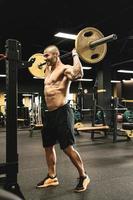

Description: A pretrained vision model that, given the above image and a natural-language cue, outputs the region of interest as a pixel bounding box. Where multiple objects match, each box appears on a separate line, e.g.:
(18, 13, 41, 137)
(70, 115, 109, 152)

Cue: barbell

(28, 27, 117, 78)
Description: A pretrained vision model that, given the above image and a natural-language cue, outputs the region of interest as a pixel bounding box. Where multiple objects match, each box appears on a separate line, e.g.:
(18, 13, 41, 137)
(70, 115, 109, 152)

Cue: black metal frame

(111, 99, 130, 143)
(0, 39, 25, 199)
(90, 80, 108, 140)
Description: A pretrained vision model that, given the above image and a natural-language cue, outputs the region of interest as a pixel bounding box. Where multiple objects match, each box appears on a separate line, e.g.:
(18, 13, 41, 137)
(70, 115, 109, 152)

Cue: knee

(63, 145, 75, 156)
(45, 146, 54, 153)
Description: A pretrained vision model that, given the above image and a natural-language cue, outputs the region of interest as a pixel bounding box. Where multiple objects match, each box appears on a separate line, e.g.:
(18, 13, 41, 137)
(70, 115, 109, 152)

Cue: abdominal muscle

(44, 80, 70, 111)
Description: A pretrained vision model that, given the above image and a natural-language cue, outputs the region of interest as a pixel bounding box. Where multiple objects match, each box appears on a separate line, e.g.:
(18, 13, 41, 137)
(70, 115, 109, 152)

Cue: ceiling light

(0, 74, 6, 77)
(76, 79, 93, 82)
(33, 76, 44, 79)
(22, 94, 32, 97)
(111, 80, 121, 83)
(54, 32, 76, 40)
(117, 70, 133, 74)
(83, 67, 92, 70)
(122, 79, 133, 82)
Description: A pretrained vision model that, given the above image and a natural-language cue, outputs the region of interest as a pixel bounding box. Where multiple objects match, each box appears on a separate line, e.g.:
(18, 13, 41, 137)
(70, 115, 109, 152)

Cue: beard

(46, 56, 57, 66)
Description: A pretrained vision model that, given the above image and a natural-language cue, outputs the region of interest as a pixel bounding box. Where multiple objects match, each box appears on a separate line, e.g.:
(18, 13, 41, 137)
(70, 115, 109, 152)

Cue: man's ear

(55, 51, 60, 57)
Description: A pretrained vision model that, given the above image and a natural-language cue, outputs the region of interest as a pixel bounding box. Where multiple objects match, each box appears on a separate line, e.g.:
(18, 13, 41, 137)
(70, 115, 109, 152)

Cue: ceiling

(0, 0, 133, 84)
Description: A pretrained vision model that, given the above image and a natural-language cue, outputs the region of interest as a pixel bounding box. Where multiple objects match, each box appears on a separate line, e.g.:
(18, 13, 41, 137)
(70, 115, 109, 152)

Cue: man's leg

(63, 145, 86, 177)
(63, 145, 90, 192)
(45, 146, 57, 177)
(36, 145, 59, 188)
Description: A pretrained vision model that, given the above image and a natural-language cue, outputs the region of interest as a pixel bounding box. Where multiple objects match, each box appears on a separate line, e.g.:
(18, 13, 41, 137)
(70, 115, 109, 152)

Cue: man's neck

(49, 58, 62, 71)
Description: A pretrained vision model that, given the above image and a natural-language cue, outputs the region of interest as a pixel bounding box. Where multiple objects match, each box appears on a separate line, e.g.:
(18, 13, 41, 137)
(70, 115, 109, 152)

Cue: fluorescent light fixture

(83, 67, 92, 70)
(111, 80, 121, 83)
(117, 70, 133, 74)
(122, 79, 133, 82)
(54, 32, 76, 40)
(76, 79, 93, 82)
(33, 76, 44, 79)
(22, 94, 32, 97)
(0, 74, 6, 77)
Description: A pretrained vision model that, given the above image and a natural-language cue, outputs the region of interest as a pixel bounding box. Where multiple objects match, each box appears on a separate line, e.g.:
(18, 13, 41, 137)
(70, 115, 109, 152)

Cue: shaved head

(43, 45, 60, 66)
(43, 45, 60, 56)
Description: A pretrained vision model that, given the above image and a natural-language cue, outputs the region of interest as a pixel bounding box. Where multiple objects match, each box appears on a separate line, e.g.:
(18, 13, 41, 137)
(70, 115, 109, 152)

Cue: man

(37, 45, 90, 192)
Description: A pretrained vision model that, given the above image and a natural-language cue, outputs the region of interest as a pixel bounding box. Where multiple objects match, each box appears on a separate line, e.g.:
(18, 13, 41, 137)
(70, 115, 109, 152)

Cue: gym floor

(0, 129, 133, 200)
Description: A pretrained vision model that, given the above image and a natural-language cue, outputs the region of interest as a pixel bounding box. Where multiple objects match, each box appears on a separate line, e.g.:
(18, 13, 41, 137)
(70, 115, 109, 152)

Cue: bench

(77, 125, 109, 131)
(75, 124, 109, 140)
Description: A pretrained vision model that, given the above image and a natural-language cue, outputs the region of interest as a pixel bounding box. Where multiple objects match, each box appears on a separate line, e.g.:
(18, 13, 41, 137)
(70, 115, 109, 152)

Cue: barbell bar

(36, 33, 117, 67)
(38, 32, 117, 65)
(28, 27, 117, 78)
(89, 34, 117, 49)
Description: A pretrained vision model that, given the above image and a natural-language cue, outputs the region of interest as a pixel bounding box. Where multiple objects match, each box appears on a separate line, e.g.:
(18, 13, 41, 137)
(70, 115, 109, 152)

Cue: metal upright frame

(0, 39, 25, 199)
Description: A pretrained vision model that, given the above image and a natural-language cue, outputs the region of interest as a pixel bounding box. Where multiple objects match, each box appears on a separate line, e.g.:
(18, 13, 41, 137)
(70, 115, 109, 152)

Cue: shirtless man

(36, 45, 90, 192)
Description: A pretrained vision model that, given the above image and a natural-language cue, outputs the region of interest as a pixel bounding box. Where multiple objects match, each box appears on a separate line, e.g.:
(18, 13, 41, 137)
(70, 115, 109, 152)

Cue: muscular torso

(44, 64, 70, 111)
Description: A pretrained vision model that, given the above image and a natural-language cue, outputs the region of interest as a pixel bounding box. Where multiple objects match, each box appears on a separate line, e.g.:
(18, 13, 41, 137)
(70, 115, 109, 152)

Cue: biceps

(64, 68, 82, 80)
(64, 69, 75, 80)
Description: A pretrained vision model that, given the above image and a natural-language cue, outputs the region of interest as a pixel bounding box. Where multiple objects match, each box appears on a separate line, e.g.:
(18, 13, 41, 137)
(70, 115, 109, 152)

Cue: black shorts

(41, 104, 75, 150)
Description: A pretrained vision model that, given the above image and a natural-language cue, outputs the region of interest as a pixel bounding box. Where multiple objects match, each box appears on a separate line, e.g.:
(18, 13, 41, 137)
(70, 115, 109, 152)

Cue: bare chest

(45, 68, 66, 86)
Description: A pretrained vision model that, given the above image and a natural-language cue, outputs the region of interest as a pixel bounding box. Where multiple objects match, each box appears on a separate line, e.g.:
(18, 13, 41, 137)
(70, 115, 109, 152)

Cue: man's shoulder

(63, 64, 73, 70)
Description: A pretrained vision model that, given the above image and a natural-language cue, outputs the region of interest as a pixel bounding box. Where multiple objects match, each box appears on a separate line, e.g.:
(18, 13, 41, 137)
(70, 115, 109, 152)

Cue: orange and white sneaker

(36, 174, 59, 188)
(74, 175, 90, 192)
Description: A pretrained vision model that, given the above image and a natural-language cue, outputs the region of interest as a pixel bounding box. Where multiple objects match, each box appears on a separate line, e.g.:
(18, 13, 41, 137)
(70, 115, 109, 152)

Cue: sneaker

(74, 175, 90, 192)
(36, 174, 59, 188)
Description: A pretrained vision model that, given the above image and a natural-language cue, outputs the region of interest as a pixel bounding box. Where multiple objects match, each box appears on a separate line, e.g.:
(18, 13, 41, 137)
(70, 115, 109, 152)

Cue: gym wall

(122, 80, 133, 100)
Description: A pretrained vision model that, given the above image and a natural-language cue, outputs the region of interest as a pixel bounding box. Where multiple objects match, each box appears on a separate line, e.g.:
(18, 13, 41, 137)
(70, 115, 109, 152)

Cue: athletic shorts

(41, 104, 75, 150)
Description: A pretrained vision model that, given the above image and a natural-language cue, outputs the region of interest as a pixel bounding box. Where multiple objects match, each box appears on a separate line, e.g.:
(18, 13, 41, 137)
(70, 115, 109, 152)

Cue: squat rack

(0, 39, 29, 200)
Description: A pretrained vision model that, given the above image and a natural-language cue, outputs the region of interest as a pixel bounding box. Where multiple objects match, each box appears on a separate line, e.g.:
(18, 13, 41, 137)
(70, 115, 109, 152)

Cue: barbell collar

(89, 34, 117, 49)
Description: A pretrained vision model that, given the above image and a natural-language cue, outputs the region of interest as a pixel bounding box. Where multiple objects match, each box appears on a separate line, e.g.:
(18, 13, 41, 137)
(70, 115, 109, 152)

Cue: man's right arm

(64, 49, 84, 81)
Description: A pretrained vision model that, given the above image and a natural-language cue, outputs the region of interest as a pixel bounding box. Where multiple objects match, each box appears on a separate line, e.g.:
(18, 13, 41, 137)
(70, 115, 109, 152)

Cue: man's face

(43, 46, 58, 64)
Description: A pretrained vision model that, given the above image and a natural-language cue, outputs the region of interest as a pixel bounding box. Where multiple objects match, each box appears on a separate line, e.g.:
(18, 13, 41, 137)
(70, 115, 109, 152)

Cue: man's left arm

(64, 49, 84, 80)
